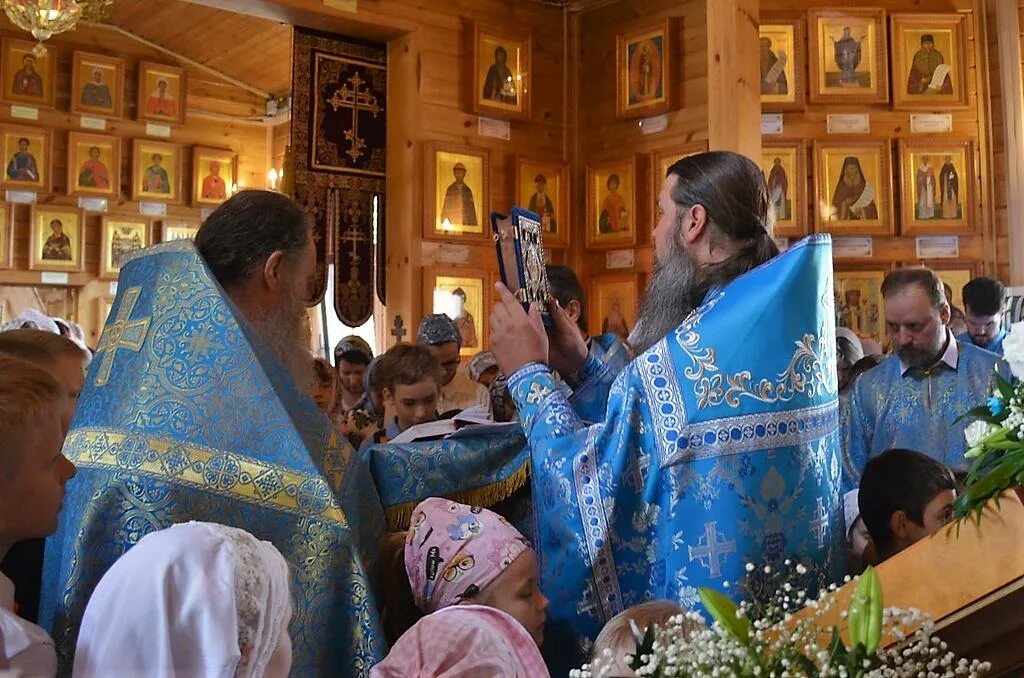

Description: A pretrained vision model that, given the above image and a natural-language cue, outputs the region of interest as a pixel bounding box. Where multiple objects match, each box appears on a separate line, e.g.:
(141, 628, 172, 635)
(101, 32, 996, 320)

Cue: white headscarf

(73, 521, 291, 678)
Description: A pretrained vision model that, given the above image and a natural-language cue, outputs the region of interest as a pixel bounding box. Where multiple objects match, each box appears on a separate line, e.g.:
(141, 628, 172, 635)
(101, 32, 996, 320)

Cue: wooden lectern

(811, 491, 1024, 675)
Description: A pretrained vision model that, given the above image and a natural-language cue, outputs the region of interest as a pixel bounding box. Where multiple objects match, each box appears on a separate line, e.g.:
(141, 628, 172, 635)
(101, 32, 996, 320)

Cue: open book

(387, 405, 521, 444)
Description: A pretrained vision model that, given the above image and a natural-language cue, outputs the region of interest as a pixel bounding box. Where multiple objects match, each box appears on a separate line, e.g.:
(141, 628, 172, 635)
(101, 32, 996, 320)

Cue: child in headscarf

(73, 521, 293, 678)
(372, 497, 549, 677)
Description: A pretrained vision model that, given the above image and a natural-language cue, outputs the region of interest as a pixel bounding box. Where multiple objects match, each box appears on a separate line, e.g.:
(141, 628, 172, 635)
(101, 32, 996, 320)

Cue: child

(844, 489, 875, 575)
(311, 356, 338, 414)
(74, 521, 292, 678)
(337, 355, 386, 449)
(590, 600, 687, 676)
(0, 355, 77, 676)
(859, 448, 956, 562)
(372, 498, 549, 677)
(360, 344, 444, 450)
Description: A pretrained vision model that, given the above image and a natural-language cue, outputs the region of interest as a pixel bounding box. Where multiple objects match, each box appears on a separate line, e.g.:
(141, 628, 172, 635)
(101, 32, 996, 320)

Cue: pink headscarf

(405, 497, 529, 613)
(371, 605, 550, 678)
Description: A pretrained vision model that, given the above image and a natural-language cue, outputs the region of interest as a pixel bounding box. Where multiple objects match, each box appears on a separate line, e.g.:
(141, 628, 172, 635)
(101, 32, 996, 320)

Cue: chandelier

(3, 0, 114, 55)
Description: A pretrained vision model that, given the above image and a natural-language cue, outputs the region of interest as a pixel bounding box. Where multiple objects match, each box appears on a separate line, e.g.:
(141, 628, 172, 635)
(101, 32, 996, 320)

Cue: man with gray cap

(416, 314, 489, 415)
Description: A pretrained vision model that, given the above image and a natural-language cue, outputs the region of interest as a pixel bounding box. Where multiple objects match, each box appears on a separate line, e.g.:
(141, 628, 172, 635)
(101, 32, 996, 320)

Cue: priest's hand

(490, 282, 548, 376)
(545, 296, 589, 378)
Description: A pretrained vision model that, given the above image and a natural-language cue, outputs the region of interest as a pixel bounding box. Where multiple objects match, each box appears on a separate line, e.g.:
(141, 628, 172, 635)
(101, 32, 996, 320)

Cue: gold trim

(66, 427, 348, 526)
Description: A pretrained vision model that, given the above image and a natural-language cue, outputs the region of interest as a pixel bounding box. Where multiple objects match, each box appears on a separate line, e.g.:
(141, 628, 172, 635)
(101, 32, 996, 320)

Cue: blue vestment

(40, 242, 386, 676)
(843, 338, 1009, 486)
(956, 329, 1006, 357)
(508, 235, 844, 645)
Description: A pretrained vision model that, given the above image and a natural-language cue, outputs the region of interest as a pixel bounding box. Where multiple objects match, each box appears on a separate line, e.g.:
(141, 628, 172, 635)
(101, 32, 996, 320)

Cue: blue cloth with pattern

(39, 242, 386, 677)
(507, 234, 844, 645)
(955, 329, 1006, 357)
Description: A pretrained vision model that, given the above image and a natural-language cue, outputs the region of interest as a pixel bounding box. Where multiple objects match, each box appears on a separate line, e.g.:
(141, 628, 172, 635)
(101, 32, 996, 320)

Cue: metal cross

(327, 72, 382, 162)
(94, 287, 151, 386)
(809, 496, 829, 549)
(688, 521, 737, 579)
(390, 315, 407, 343)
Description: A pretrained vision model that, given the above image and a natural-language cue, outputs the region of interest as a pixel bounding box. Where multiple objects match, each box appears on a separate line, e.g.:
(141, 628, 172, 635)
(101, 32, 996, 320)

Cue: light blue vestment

(40, 242, 386, 676)
(508, 235, 844, 645)
(956, 329, 1006, 357)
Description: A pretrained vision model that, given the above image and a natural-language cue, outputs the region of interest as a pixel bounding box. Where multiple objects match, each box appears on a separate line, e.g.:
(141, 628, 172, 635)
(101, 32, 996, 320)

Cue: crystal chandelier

(2, 0, 95, 56)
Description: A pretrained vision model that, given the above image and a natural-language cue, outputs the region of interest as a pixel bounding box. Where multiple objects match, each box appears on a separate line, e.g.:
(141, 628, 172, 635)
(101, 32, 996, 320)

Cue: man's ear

(679, 204, 709, 247)
(262, 250, 287, 293)
(938, 301, 951, 326)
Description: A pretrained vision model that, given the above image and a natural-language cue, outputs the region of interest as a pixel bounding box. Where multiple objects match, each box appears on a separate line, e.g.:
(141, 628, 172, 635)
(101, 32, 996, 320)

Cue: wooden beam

(705, 0, 760, 158)
(994, 0, 1024, 285)
(179, 0, 410, 41)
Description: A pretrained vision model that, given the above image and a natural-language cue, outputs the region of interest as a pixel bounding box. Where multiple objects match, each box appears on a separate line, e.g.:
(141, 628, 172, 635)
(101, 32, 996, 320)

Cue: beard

(628, 236, 697, 354)
(249, 282, 313, 391)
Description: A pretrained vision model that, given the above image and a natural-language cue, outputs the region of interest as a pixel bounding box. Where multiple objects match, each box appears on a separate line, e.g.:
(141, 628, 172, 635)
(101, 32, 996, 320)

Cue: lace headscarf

(73, 521, 291, 678)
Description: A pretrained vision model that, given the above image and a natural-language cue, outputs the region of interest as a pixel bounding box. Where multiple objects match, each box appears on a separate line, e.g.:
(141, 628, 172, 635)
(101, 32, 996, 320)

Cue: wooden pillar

(995, 0, 1024, 284)
(706, 0, 761, 159)
(384, 33, 420, 346)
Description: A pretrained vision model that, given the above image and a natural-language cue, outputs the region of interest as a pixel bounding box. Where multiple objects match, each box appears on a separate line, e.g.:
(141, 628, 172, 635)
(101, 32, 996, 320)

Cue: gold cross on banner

(327, 72, 382, 162)
(95, 286, 151, 386)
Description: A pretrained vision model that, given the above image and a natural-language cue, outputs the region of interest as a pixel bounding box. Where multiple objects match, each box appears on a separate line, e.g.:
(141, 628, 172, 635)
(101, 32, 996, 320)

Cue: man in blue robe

(490, 152, 844, 660)
(957, 277, 1008, 356)
(40, 192, 385, 676)
(844, 267, 1010, 488)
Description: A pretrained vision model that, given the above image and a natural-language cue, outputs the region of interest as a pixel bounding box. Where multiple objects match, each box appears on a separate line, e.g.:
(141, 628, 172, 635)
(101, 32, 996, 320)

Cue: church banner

(291, 28, 386, 325)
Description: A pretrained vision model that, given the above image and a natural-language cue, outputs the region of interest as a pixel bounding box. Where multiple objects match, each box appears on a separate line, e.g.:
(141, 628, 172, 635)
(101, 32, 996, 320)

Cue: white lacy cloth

(73, 521, 291, 678)
(0, 572, 56, 677)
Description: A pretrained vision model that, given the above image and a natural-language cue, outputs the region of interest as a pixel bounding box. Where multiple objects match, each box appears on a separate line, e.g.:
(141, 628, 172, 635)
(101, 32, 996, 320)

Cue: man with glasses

(958, 277, 1008, 356)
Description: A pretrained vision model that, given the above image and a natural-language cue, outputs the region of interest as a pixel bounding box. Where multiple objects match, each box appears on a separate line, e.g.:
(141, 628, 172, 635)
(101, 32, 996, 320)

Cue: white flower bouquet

(573, 564, 989, 678)
(955, 322, 1024, 521)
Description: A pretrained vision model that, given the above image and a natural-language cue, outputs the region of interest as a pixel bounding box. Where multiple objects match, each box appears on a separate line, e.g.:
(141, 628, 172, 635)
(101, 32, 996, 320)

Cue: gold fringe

(384, 461, 531, 531)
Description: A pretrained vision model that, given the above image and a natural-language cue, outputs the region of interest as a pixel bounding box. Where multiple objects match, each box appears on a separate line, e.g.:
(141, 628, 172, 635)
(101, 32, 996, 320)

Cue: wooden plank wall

(0, 17, 273, 344)
(761, 0, 993, 276)
(574, 0, 709, 281)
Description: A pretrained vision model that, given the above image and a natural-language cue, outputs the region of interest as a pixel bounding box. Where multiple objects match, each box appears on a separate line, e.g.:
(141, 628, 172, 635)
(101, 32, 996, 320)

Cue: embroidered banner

(291, 28, 386, 324)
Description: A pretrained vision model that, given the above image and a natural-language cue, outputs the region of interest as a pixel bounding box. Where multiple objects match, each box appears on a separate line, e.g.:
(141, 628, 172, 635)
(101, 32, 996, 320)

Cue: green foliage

(699, 586, 751, 645)
(848, 567, 883, 656)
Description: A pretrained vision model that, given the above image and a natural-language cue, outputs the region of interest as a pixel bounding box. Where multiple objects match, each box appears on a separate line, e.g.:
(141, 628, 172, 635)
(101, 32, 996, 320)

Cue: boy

(858, 448, 956, 562)
(360, 344, 445, 450)
(0, 355, 78, 676)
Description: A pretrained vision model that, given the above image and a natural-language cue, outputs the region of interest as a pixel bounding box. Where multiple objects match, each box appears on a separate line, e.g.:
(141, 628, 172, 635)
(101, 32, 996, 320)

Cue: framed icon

(0, 125, 50, 193)
(590, 273, 641, 342)
(761, 141, 808, 238)
(132, 139, 182, 204)
(515, 157, 568, 249)
(0, 203, 12, 269)
(808, 8, 889, 104)
(652, 143, 707, 223)
(890, 13, 969, 110)
(911, 261, 979, 314)
(834, 265, 892, 344)
(67, 132, 120, 199)
(471, 22, 531, 121)
(191, 146, 237, 207)
(587, 156, 639, 250)
(29, 206, 85, 272)
(898, 138, 974, 235)
(423, 266, 490, 357)
(760, 14, 806, 110)
(616, 19, 672, 119)
(137, 61, 187, 125)
(70, 51, 125, 119)
(0, 38, 56, 108)
(159, 220, 199, 242)
(100, 217, 151, 279)
(813, 140, 894, 236)
(423, 142, 489, 242)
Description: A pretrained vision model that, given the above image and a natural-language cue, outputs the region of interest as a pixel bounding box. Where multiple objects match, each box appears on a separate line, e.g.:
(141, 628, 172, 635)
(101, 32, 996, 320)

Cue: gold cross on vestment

(95, 286, 151, 386)
(339, 207, 369, 277)
(327, 72, 381, 162)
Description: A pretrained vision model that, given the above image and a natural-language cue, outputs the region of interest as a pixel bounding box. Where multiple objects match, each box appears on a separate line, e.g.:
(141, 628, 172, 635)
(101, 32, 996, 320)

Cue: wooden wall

(761, 0, 994, 277)
(0, 16, 274, 344)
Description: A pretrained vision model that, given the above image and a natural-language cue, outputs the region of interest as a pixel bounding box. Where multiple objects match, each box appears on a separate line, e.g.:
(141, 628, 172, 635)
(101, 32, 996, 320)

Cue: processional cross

(327, 72, 382, 162)
(94, 287, 151, 386)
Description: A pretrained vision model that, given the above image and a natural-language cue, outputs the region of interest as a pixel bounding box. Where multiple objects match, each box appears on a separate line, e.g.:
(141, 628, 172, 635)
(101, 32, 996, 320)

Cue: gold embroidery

(65, 427, 348, 526)
(94, 287, 151, 386)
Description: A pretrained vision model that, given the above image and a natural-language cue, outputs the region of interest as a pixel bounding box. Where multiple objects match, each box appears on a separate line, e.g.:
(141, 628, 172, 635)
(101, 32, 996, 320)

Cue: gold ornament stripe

(65, 428, 347, 526)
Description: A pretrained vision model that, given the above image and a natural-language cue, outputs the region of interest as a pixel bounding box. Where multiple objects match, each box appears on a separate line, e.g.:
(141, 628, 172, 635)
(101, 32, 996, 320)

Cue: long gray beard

(249, 293, 312, 392)
(628, 240, 697, 354)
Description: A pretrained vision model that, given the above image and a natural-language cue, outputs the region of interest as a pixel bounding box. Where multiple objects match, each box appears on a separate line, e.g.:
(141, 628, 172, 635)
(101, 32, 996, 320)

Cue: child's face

(849, 516, 872, 559)
(310, 379, 337, 413)
(474, 549, 548, 646)
(337, 359, 367, 397)
(0, 405, 76, 544)
(51, 354, 87, 434)
(385, 380, 439, 430)
(913, 489, 956, 540)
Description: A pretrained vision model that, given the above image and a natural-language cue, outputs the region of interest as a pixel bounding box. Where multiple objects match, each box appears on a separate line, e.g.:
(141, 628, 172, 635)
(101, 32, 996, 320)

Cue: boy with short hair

(0, 355, 78, 676)
(360, 344, 445, 450)
(858, 448, 956, 562)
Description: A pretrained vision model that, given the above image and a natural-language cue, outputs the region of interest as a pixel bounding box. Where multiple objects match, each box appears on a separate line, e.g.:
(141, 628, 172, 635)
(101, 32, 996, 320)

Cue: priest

(40, 191, 385, 676)
(490, 152, 843, 657)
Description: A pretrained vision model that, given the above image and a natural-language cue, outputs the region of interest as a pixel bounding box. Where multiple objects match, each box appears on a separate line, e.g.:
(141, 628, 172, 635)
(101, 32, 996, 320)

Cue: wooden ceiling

(104, 0, 293, 98)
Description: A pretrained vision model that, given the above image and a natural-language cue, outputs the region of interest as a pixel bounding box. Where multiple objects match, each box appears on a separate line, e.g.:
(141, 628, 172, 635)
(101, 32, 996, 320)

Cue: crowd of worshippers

(0, 175, 1017, 676)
